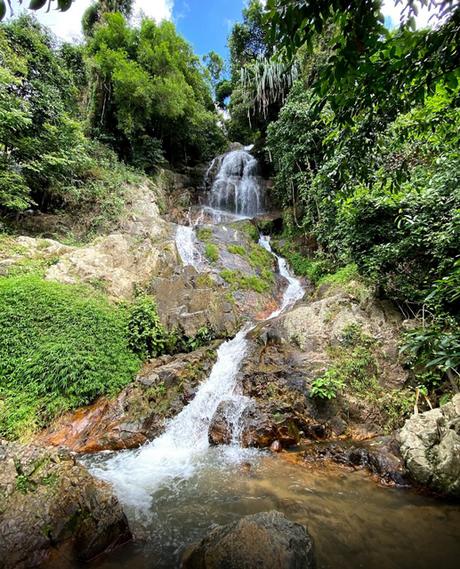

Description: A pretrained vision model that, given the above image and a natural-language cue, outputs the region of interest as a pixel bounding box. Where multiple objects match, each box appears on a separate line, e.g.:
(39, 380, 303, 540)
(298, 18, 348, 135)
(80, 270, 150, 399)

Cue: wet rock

(399, 394, 460, 496)
(208, 400, 300, 449)
(207, 400, 239, 445)
(181, 511, 315, 569)
(0, 440, 131, 569)
(38, 345, 218, 453)
(302, 438, 407, 485)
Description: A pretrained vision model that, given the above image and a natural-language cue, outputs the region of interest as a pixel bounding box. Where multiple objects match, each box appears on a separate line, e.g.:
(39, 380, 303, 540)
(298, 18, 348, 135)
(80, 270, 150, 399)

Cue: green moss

(204, 242, 219, 263)
(220, 269, 271, 293)
(317, 263, 359, 286)
(196, 273, 214, 288)
(230, 220, 259, 242)
(196, 227, 213, 241)
(227, 244, 246, 256)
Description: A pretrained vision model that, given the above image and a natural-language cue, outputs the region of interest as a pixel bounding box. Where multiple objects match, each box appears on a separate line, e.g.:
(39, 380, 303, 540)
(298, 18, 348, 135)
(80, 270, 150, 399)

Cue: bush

(0, 275, 141, 439)
(127, 295, 168, 360)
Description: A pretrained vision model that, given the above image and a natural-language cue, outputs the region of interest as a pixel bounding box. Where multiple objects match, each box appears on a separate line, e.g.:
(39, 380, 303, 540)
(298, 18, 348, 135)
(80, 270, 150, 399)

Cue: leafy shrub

(127, 295, 167, 360)
(310, 370, 344, 399)
(0, 275, 140, 439)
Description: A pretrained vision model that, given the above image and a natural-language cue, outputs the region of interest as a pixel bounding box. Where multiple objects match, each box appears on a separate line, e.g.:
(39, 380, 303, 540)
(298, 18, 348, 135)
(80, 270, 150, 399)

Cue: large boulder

(0, 441, 131, 569)
(181, 511, 315, 569)
(399, 394, 460, 496)
(37, 345, 219, 453)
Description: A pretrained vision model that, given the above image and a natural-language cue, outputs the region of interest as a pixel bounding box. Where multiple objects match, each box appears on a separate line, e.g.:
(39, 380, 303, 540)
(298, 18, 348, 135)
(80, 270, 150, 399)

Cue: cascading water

(175, 225, 201, 270)
(86, 237, 304, 512)
(208, 149, 265, 216)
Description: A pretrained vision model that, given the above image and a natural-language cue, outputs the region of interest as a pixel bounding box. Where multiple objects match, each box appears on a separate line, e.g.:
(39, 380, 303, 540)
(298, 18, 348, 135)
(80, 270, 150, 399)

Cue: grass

(0, 275, 141, 440)
(196, 227, 213, 241)
(204, 242, 219, 263)
(227, 244, 246, 256)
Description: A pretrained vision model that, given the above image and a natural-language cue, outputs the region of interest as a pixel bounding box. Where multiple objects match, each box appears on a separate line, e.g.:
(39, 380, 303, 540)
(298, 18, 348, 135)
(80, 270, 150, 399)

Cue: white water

(87, 236, 304, 511)
(175, 225, 201, 270)
(209, 149, 264, 216)
(259, 235, 305, 318)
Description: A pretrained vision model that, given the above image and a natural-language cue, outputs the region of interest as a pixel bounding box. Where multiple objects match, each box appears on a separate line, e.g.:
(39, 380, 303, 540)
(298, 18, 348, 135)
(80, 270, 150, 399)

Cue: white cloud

(6, 0, 174, 42)
(382, 0, 439, 29)
(134, 0, 174, 23)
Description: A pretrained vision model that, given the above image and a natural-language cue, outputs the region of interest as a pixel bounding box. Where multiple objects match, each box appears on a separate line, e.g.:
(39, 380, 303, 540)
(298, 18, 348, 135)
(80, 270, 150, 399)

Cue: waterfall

(87, 238, 303, 511)
(208, 149, 264, 216)
(175, 225, 201, 270)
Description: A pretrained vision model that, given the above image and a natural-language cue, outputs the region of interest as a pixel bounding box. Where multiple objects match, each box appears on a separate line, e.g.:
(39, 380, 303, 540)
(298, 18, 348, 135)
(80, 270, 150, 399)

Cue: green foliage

(87, 14, 226, 166)
(220, 269, 270, 293)
(310, 371, 344, 400)
(0, 16, 142, 222)
(311, 324, 414, 430)
(0, 275, 141, 439)
(0, 1, 76, 22)
(204, 243, 219, 263)
(127, 295, 167, 360)
(227, 244, 246, 256)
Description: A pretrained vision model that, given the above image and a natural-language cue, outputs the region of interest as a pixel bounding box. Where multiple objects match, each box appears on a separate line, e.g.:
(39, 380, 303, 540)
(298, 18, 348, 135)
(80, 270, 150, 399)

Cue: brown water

(81, 447, 460, 569)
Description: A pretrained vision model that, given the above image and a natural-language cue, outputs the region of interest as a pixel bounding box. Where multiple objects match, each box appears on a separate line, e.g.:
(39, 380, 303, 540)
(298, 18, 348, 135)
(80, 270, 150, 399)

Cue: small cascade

(175, 225, 201, 270)
(259, 235, 305, 318)
(86, 236, 304, 513)
(208, 149, 265, 216)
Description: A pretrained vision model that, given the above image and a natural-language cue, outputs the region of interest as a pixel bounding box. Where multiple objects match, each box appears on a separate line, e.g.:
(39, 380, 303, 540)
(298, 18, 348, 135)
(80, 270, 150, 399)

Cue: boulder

(399, 394, 460, 496)
(181, 511, 315, 569)
(0, 441, 131, 569)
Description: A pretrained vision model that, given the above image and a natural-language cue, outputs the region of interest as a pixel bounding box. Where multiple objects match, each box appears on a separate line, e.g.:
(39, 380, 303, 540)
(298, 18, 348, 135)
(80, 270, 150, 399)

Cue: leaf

(0, 1, 6, 21)
(57, 0, 73, 12)
(29, 0, 48, 10)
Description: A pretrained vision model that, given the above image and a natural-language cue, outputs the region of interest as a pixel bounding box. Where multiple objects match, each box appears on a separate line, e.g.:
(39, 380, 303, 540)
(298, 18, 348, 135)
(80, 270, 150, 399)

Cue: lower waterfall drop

(87, 237, 304, 511)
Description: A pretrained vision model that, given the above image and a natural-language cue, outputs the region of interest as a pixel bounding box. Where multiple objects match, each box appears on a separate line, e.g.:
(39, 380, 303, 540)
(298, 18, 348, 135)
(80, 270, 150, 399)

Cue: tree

(82, 0, 134, 37)
(203, 50, 225, 94)
(86, 13, 226, 166)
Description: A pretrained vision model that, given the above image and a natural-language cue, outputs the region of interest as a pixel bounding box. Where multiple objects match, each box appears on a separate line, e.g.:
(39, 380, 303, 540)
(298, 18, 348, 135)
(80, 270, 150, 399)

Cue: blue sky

(7, 0, 434, 64)
(174, 0, 247, 60)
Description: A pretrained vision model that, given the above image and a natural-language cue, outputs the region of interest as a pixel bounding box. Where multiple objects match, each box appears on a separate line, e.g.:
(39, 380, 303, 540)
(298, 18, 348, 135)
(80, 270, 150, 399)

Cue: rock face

(38, 345, 218, 453)
(182, 511, 315, 569)
(399, 394, 460, 496)
(0, 441, 131, 569)
(46, 184, 176, 299)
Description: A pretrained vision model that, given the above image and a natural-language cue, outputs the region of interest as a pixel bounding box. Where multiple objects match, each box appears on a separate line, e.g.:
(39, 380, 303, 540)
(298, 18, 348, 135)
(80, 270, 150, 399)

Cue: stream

(83, 149, 460, 569)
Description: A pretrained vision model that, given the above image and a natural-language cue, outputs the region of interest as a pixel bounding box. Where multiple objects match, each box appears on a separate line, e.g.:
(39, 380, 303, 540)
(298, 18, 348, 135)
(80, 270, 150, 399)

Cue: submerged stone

(181, 511, 315, 569)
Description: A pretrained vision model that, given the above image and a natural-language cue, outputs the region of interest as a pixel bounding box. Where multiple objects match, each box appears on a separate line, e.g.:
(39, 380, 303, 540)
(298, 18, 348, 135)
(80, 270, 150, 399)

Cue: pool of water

(79, 447, 460, 569)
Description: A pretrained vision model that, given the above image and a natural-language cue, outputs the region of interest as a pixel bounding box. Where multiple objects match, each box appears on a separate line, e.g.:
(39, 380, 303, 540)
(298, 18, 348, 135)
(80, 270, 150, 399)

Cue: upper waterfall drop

(207, 148, 265, 217)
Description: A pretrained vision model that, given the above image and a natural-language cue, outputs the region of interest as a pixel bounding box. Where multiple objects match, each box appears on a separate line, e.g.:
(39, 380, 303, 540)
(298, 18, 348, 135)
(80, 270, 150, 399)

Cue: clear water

(80, 451, 460, 569)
